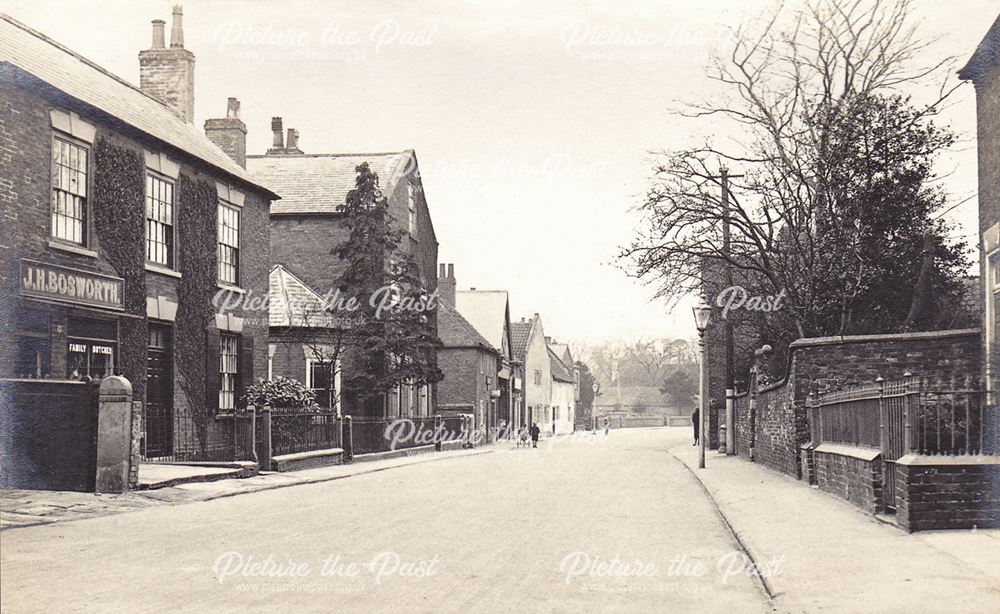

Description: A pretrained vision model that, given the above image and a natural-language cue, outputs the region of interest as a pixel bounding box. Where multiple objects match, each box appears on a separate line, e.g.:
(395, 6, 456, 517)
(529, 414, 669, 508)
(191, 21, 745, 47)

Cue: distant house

(247, 130, 439, 419)
(454, 284, 519, 434)
(436, 290, 499, 440)
(511, 314, 551, 433)
(959, 14, 1000, 405)
(435, 264, 522, 440)
(547, 345, 576, 434)
(546, 340, 580, 403)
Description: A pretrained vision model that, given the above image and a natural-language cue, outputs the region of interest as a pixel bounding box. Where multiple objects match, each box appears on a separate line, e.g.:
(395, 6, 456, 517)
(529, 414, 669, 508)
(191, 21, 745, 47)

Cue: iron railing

(809, 376, 991, 456)
(269, 411, 342, 457)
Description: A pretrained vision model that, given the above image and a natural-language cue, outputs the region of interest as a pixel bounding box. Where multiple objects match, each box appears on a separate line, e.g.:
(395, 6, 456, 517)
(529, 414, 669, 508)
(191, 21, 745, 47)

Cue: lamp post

(692, 292, 713, 469)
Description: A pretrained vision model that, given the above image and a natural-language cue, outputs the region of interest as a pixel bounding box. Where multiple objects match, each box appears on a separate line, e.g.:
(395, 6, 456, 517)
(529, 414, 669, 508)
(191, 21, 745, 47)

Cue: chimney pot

(286, 128, 300, 152)
(447, 263, 454, 278)
(439, 263, 446, 278)
(270, 117, 284, 150)
(151, 20, 166, 49)
(170, 5, 184, 48)
(226, 97, 240, 119)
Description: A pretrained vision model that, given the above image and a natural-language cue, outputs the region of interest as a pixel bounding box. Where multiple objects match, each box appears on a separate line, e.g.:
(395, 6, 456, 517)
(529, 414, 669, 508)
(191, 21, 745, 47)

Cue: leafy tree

(660, 366, 698, 408)
(576, 361, 597, 413)
(336, 163, 443, 402)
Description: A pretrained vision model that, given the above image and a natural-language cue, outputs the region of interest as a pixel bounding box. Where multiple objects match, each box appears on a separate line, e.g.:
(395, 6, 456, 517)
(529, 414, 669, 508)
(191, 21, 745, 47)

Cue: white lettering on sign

(19, 260, 124, 311)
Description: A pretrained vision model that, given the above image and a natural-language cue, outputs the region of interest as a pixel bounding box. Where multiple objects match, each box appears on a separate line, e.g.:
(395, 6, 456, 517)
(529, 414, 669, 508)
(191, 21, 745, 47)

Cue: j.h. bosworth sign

(19, 259, 124, 311)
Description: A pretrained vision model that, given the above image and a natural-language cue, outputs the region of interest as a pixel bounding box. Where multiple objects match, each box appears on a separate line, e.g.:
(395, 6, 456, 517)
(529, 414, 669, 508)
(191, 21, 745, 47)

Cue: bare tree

(621, 0, 966, 340)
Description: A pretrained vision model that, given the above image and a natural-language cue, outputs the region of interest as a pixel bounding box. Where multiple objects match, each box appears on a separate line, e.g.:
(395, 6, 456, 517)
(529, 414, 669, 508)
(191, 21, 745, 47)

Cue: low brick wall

(813, 445, 883, 514)
(896, 457, 1000, 531)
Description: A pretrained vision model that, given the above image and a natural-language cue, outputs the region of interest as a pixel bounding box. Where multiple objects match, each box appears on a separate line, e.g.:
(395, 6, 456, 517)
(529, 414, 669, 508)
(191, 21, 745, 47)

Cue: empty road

(1, 428, 771, 613)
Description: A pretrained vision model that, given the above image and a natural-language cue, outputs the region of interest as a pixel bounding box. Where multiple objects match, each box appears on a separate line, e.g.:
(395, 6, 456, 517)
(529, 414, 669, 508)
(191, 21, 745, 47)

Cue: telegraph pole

(714, 166, 742, 455)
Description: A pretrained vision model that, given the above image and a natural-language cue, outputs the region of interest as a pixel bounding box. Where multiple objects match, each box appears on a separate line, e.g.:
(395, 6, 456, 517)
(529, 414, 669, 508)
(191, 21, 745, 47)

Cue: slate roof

(269, 265, 335, 328)
(439, 302, 496, 351)
(0, 14, 276, 198)
(548, 346, 575, 383)
(455, 290, 508, 353)
(959, 15, 1000, 82)
(510, 321, 533, 361)
(247, 152, 410, 215)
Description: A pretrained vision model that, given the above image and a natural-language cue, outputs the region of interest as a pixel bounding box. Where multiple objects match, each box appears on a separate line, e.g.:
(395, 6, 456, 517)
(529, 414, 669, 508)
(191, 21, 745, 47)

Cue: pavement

(1, 428, 997, 613)
(669, 440, 1000, 614)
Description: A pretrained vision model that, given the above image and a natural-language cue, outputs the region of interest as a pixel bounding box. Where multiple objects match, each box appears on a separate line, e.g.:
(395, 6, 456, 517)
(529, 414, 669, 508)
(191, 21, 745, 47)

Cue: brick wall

(896, 461, 1000, 531)
(814, 450, 883, 514)
(733, 329, 982, 478)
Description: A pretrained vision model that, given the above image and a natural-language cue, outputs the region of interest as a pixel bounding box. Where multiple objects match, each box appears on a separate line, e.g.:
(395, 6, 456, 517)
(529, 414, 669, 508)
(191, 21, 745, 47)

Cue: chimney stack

(139, 6, 195, 122)
(267, 117, 285, 154)
(438, 263, 456, 306)
(204, 97, 247, 168)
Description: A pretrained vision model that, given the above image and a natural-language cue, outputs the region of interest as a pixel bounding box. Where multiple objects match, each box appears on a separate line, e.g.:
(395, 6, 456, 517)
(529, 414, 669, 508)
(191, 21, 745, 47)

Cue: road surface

(1, 428, 771, 613)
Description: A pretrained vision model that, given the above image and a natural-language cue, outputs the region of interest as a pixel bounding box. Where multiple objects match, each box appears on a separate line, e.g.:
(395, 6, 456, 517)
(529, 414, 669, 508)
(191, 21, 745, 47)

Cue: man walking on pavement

(529, 422, 540, 448)
(692, 407, 699, 446)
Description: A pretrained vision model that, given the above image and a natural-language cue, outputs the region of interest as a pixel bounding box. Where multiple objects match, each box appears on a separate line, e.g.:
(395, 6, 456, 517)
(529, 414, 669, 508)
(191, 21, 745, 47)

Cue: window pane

(146, 174, 174, 267)
(51, 137, 88, 245)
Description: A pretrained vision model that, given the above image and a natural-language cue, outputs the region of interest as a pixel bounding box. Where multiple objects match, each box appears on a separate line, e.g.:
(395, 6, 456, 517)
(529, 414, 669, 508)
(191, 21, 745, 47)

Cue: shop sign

(20, 259, 125, 311)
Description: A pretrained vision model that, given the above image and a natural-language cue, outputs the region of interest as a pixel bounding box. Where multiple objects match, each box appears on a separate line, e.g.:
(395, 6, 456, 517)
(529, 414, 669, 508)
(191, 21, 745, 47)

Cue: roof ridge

(247, 151, 411, 159)
(0, 13, 176, 112)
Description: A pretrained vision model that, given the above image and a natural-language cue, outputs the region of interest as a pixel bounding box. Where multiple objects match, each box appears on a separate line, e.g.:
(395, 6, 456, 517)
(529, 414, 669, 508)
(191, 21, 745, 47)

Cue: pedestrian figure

(529, 422, 540, 448)
(603, 417, 610, 436)
(692, 407, 699, 445)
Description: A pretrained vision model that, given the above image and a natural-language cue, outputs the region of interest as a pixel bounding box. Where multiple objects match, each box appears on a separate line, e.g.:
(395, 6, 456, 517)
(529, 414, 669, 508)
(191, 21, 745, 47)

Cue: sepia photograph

(0, 0, 998, 612)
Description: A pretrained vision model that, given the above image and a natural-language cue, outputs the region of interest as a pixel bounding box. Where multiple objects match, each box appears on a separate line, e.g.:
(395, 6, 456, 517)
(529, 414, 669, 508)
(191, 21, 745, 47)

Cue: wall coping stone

(789, 328, 980, 349)
(896, 454, 1000, 466)
(814, 443, 881, 461)
(271, 448, 344, 463)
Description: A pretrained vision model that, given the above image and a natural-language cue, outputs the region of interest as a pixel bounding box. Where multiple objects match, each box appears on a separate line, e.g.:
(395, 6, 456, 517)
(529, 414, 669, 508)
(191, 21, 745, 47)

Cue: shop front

(10, 259, 126, 383)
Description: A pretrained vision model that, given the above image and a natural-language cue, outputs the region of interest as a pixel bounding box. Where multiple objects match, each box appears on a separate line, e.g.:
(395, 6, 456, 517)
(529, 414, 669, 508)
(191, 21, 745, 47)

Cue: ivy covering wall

(92, 136, 147, 401)
(174, 173, 219, 449)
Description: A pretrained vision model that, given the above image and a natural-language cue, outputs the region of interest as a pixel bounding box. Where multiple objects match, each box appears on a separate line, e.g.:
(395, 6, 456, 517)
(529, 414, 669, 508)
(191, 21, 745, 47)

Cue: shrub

(241, 377, 318, 411)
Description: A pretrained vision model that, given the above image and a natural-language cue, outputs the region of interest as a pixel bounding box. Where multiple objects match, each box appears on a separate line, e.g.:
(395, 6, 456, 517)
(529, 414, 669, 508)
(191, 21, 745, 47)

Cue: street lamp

(692, 292, 713, 469)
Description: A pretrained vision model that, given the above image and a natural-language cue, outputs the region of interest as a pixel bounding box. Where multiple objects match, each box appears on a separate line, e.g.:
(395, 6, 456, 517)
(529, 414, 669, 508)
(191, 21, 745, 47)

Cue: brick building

(0, 10, 277, 460)
(436, 265, 522, 439)
(959, 14, 1000, 406)
(436, 272, 500, 439)
(248, 129, 439, 418)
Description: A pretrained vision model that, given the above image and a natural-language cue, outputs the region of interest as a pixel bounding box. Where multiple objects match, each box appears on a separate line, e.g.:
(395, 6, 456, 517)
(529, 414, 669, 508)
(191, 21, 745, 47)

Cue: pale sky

(5, 0, 996, 345)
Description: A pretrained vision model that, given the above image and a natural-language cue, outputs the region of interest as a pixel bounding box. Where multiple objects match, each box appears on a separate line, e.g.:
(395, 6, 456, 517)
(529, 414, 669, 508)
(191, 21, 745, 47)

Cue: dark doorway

(145, 323, 174, 458)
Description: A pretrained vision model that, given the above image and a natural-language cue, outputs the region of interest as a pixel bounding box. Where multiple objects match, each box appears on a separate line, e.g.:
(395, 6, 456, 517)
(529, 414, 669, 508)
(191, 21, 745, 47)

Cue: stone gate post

(95, 375, 134, 494)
